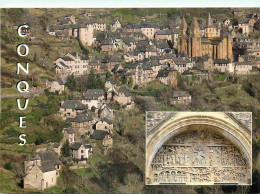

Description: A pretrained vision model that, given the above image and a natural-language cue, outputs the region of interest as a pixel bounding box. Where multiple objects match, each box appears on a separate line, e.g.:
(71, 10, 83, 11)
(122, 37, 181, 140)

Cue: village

(1, 8, 260, 192)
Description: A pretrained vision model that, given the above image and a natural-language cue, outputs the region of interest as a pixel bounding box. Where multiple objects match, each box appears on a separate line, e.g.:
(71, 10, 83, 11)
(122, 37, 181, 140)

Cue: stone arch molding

(146, 112, 252, 185)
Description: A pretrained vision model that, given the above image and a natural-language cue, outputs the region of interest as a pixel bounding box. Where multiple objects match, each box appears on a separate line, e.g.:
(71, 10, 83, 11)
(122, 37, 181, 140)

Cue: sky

(0, 0, 259, 8)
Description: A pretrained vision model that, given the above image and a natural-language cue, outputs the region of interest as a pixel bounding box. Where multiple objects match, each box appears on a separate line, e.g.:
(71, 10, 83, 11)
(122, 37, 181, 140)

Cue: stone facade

(146, 112, 252, 185)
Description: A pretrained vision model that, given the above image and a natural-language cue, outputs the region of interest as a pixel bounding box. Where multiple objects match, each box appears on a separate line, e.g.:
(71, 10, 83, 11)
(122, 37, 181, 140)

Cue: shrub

(4, 162, 12, 170)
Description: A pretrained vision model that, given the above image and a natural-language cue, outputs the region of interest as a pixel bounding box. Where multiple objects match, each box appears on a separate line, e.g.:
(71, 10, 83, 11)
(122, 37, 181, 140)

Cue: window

(81, 150, 84, 153)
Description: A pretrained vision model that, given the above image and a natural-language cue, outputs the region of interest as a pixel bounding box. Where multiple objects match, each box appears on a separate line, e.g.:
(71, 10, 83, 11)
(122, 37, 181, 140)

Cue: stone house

(95, 118, 113, 134)
(234, 61, 252, 74)
(140, 20, 159, 40)
(101, 39, 116, 53)
(55, 52, 89, 77)
(24, 152, 62, 191)
(66, 113, 96, 136)
(114, 86, 134, 109)
(71, 142, 93, 163)
(102, 55, 121, 72)
(52, 143, 62, 156)
(64, 14, 76, 24)
(62, 128, 75, 144)
(110, 19, 121, 32)
(93, 20, 106, 31)
(238, 19, 250, 35)
(124, 51, 143, 63)
(90, 130, 113, 147)
(212, 59, 234, 73)
(82, 89, 105, 109)
(89, 60, 101, 73)
(105, 78, 116, 89)
(155, 30, 172, 41)
(59, 100, 87, 119)
(98, 104, 114, 121)
(49, 77, 66, 94)
(121, 37, 137, 52)
(172, 57, 193, 74)
(126, 23, 141, 33)
(170, 91, 192, 105)
(156, 69, 178, 88)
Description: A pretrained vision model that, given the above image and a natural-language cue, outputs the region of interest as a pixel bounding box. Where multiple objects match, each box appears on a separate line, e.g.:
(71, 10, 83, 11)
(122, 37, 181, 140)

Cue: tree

(66, 74, 77, 91)
(4, 162, 12, 170)
(106, 71, 112, 79)
(61, 141, 72, 157)
(128, 77, 133, 88)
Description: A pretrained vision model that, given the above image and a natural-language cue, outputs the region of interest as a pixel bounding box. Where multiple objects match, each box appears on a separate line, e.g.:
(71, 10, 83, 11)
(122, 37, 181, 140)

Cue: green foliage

(3, 127, 19, 138)
(86, 69, 105, 90)
(106, 71, 112, 79)
(4, 162, 12, 171)
(128, 77, 133, 88)
(61, 141, 72, 157)
(66, 74, 77, 91)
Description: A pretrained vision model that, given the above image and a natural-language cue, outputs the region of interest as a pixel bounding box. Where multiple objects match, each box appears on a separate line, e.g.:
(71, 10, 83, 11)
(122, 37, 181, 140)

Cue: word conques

(16, 24, 30, 146)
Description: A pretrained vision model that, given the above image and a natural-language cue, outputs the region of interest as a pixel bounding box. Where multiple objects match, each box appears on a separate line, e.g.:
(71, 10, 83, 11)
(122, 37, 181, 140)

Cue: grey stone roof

(173, 57, 191, 65)
(101, 117, 113, 125)
(60, 100, 87, 110)
(67, 113, 93, 123)
(61, 56, 74, 61)
(157, 70, 170, 78)
(71, 142, 92, 150)
(106, 78, 116, 85)
(234, 62, 251, 66)
(102, 55, 121, 63)
(213, 59, 231, 64)
(157, 30, 171, 35)
(63, 128, 74, 134)
(90, 130, 108, 140)
(117, 86, 132, 97)
(172, 91, 191, 98)
(57, 77, 67, 85)
(83, 89, 105, 100)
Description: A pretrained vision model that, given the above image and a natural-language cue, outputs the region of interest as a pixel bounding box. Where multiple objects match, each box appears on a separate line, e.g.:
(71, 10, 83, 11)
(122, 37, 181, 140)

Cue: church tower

(188, 17, 202, 58)
(204, 12, 217, 39)
(177, 17, 188, 55)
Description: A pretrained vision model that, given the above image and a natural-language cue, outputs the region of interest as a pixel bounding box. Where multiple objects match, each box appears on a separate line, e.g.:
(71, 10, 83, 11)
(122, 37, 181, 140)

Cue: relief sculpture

(150, 129, 250, 184)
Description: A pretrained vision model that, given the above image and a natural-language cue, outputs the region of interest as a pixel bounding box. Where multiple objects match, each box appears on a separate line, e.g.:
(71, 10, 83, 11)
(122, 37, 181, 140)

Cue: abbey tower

(79, 24, 94, 47)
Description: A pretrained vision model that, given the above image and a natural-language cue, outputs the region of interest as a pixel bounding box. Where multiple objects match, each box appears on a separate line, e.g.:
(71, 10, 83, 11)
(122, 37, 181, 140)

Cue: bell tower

(177, 17, 188, 55)
(188, 17, 202, 58)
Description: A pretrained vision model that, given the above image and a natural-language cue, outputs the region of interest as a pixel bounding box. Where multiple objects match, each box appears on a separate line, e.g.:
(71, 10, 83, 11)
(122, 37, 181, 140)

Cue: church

(177, 13, 233, 61)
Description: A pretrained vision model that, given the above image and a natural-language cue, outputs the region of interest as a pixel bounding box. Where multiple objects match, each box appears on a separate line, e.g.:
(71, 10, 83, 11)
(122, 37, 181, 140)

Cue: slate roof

(63, 128, 74, 134)
(61, 56, 74, 61)
(90, 130, 108, 140)
(66, 113, 93, 123)
(157, 70, 170, 78)
(101, 117, 113, 125)
(57, 77, 67, 85)
(157, 30, 171, 35)
(60, 100, 87, 110)
(172, 91, 191, 98)
(83, 89, 105, 100)
(102, 55, 121, 63)
(117, 86, 132, 97)
(173, 57, 191, 65)
(234, 62, 251, 66)
(106, 78, 116, 85)
(71, 142, 92, 150)
(214, 59, 231, 64)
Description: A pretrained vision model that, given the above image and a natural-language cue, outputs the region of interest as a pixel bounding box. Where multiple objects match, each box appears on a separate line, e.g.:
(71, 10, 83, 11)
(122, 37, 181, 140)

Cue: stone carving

(150, 129, 251, 184)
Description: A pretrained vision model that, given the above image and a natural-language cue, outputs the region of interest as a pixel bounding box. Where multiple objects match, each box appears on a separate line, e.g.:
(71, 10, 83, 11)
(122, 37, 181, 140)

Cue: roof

(102, 55, 121, 63)
(234, 62, 252, 66)
(157, 70, 170, 78)
(57, 77, 67, 85)
(172, 91, 191, 98)
(90, 130, 108, 140)
(106, 78, 116, 85)
(71, 142, 92, 150)
(157, 30, 171, 35)
(83, 89, 105, 100)
(63, 128, 74, 134)
(117, 86, 132, 97)
(101, 117, 113, 125)
(60, 100, 87, 110)
(67, 113, 93, 123)
(214, 59, 231, 64)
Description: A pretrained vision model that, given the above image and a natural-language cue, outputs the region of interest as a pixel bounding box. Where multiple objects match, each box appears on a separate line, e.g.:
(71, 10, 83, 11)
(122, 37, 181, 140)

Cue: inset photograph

(146, 112, 252, 185)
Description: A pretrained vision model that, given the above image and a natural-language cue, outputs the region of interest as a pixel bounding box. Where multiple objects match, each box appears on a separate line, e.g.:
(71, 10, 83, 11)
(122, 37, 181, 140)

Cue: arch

(146, 112, 252, 185)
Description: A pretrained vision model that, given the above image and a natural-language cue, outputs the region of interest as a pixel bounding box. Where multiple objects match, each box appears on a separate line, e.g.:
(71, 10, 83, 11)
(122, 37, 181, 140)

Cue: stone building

(59, 100, 87, 119)
(95, 118, 113, 134)
(24, 152, 62, 190)
(79, 24, 94, 47)
(82, 89, 105, 109)
(62, 128, 75, 144)
(212, 59, 234, 73)
(234, 61, 253, 75)
(170, 91, 191, 105)
(113, 86, 134, 109)
(90, 130, 113, 147)
(49, 77, 66, 94)
(156, 69, 178, 88)
(177, 13, 233, 61)
(71, 142, 93, 163)
(110, 19, 121, 32)
(55, 52, 89, 77)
